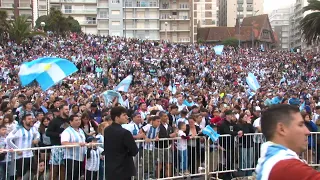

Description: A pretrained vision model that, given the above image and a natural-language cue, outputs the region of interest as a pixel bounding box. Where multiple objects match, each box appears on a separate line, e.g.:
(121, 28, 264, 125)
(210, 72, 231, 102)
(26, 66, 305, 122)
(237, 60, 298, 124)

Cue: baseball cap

(86, 136, 100, 143)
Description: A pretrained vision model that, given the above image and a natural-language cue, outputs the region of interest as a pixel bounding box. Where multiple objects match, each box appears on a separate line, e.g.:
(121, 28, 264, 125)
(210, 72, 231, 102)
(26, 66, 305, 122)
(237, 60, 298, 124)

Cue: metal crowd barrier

(1, 133, 319, 180)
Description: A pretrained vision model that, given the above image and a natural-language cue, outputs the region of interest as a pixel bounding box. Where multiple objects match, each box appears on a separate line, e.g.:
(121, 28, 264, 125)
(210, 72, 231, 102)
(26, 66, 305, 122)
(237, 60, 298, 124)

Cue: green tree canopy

(0, 10, 8, 45)
(7, 15, 45, 44)
(300, 0, 320, 45)
(36, 8, 82, 35)
(222, 37, 239, 47)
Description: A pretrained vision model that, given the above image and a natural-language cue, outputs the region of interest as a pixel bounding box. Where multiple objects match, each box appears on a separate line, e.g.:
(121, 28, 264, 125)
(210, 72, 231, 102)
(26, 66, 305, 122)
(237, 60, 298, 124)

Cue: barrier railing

(1, 132, 319, 180)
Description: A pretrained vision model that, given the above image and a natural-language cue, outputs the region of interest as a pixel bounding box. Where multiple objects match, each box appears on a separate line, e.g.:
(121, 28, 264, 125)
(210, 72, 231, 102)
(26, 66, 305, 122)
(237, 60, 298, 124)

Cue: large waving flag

(213, 45, 224, 55)
(18, 57, 78, 91)
(114, 75, 133, 92)
(202, 125, 220, 142)
(102, 90, 124, 106)
(246, 73, 260, 91)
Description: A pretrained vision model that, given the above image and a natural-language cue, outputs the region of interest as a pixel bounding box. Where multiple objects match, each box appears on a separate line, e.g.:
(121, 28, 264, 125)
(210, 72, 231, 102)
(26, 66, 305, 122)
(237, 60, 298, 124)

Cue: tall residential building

(0, 0, 33, 21)
(218, 0, 264, 27)
(289, 0, 312, 51)
(269, 6, 293, 50)
(192, 0, 219, 42)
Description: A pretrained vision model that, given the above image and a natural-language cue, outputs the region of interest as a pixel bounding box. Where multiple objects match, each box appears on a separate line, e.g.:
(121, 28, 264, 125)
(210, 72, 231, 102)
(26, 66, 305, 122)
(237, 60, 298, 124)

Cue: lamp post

(124, 0, 127, 39)
(252, 10, 259, 48)
(165, 21, 168, 41)
(40, 22, 45, 31)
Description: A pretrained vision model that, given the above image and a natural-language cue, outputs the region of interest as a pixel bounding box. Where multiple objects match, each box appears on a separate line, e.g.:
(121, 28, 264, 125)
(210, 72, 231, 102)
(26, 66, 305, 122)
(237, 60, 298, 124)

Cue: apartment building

(192, 0, 218, 43)
(218, 0, 264, 27)
(269, 6, 293, 50)
(289, 0, 313, 51)
(0, 0, 33, 21)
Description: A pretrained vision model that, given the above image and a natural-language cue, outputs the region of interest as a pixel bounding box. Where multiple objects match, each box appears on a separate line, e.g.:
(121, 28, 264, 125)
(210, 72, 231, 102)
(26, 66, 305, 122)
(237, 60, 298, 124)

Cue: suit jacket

(104, 123, 138, 180)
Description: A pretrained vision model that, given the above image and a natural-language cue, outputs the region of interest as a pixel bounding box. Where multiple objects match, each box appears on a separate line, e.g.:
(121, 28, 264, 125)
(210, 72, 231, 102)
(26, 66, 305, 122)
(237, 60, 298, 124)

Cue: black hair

(110, 106, 127, 121)
(178, 121, 186, 129)
(150, 115, 160, 121)
(69, 115, 78, 122)
(0, 124, 6, 129)
(22, 114, 33, 121)
(261, 104, 300, 141)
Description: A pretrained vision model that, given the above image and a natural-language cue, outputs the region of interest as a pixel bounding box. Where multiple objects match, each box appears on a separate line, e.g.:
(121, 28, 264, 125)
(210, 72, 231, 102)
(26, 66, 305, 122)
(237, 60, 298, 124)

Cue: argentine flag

(18, 57, 78, 91)
(246, 72, 260, 91)
(102, 90, 124, 106)
(213, 45, 224, 56)
(202, 125, 220, 142)
(114, 75, 133, 92)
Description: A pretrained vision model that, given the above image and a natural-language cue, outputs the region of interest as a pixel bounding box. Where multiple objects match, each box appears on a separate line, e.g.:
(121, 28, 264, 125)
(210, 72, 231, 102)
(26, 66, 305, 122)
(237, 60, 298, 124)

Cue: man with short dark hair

(104, 106, 138, 180)
(46, 104, 69, 180)
(256, 104, 320, 180)
(6, 114, 40, 180)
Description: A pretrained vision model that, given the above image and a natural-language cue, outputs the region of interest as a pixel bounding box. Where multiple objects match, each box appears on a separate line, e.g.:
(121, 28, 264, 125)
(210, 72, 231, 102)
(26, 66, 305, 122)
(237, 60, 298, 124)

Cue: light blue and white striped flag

(213, 45, 224, 56)
(202, 125, 220, 142)
(114, 75, 133, 92)
(18, 57, 78, 91)
(246, 72, 260, 91)
(102, 90, 124, 106)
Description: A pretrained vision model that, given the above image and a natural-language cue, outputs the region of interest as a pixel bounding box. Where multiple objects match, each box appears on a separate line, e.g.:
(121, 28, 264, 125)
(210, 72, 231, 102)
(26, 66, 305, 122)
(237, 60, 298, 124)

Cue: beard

(62, 112, 69, 118)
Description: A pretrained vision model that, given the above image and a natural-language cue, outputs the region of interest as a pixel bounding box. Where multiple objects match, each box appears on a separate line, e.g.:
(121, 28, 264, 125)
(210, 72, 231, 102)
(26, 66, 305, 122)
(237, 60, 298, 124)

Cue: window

(111, 10, 120, 15)
(39, 5, 47, 9)
(99, 11, 108, 18)
(112, 21, 120, 25)
(64, 5, 72, 13)
(86, 17, 96, 24)
(111, 0, 120, 3)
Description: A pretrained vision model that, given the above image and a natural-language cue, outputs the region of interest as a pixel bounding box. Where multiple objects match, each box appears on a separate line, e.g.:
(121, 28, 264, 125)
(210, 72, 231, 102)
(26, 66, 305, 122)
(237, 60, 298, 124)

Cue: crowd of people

(0, 32, 319, 180)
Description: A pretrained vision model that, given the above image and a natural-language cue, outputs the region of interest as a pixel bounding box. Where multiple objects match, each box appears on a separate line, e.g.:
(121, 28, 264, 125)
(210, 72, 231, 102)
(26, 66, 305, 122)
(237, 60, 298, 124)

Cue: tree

(67, 16, 81, 33)
(39, 8, 81, 35)
(300, 0, 320, 46)
(222, 37, 239, 47)
(35, 15, 48, 29)
(0, 10, 9, 45)
(7, 15, 45, 44)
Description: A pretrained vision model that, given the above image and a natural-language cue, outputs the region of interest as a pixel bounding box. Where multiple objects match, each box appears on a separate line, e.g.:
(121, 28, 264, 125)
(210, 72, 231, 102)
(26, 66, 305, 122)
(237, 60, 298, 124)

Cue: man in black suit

(104, 106, 139, 180)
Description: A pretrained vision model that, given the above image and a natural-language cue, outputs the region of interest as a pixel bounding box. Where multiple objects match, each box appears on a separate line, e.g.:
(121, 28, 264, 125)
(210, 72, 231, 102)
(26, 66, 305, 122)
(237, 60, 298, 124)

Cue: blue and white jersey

(142, 124, 159, 150)
(95, 134, 104, 148)
(61, 127, 86, 161)
(122, 122, 142, 147)
(85, 147, 103, 171)
(6, 125, 40, 159)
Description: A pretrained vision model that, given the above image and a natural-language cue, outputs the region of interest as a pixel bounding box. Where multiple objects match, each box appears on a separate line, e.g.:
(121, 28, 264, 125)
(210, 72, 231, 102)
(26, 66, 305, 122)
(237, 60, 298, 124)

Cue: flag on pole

(202, 125, 220, 142)
(18, 57, 78, 91)
(213, 45, 224, 55)
(102, 90, 124, 106)
(114, 75, 133, 92)
(246, 73, 260, 91)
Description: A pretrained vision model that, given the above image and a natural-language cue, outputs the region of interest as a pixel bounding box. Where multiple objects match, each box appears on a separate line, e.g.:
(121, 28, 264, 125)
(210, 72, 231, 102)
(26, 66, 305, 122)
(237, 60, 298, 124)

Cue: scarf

(255, 141, 306, 180)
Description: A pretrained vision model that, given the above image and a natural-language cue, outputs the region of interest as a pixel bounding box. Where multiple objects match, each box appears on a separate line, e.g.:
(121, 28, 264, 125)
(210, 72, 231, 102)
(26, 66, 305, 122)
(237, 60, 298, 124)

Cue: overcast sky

(264, 0, 295, 13)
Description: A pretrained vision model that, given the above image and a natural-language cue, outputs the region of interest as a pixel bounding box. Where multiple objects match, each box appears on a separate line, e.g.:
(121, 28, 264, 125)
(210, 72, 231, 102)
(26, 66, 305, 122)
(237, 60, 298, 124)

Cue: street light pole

(238, 11, 241, 48)
(165, 22, 168, 41)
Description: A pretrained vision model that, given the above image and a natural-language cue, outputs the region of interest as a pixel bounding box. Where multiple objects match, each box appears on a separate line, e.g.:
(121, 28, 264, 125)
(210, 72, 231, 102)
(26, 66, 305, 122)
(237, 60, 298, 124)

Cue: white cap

(255, 106, 261, 111)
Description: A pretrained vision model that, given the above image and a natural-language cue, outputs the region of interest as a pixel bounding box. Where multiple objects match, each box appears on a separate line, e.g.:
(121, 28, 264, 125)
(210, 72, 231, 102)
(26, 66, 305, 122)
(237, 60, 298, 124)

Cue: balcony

(247, 6, 253, 11)
(97, 1, 109, 7)
(0, 3, 14, 8)
(237, 0, 243, 4)
(159, 16, 189, 20)
(126, 25, 159, 30)
(19, 3, 31, 8)
(246, 0, 253, 3)
(80, 20, 97, 25)
(62, 9, 97, 14)
(61, 0, 96, 3)
(125, 15, 159, 19)
(237, 7, 243, 11)
(97, 14, 109, 19)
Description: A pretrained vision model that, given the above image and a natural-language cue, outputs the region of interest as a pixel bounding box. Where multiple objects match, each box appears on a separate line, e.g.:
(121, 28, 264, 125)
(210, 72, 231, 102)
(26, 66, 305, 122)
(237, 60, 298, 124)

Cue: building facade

(0, 0, 33, 21)
(289, 0, 315, 52)
(269, 6, 293, 50)
(218, 0, 264, 27)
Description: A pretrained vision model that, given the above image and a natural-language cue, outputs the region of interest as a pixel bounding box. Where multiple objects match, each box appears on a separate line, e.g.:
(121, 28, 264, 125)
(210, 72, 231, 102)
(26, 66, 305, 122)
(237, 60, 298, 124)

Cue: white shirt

(6, 125, 40, 159)
(85, 147, 103, 171)
(142, 124, 159, 150)
(176, 117, 189, 127)
(61, 127, 86, 161)
(177, 130, 188, 151)
(253, 118, 265, 143)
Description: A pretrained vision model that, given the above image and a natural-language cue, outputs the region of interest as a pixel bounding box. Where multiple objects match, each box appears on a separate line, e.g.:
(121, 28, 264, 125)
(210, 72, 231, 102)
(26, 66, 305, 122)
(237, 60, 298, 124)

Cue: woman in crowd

(237, 113, 255, 177)
(80, 112, 98, 136)
(38, 117, 52, 161)
(303, 113, 317, 164)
